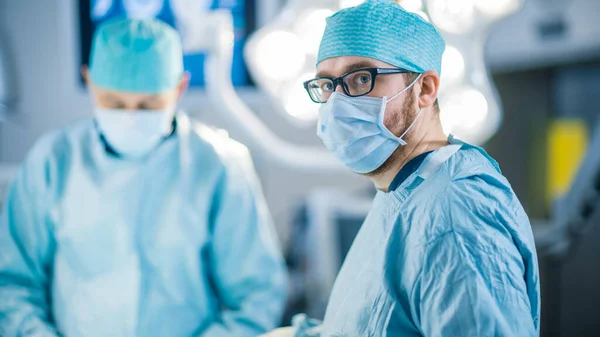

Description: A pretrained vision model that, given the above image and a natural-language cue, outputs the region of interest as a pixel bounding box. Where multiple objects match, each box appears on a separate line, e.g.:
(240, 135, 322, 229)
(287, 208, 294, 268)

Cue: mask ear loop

(378, 73, 424, 145)
(398, 107, 424, 141)
(387, 73, 422, 103)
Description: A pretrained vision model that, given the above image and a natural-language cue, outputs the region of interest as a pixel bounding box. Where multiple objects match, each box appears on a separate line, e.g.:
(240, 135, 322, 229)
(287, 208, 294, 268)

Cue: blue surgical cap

(317, 0, 446, 75)
(89, 18, 183, 94)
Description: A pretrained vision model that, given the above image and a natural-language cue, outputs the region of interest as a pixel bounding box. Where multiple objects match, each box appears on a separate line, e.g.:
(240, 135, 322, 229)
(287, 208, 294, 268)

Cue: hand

(258, 327, 294, 337)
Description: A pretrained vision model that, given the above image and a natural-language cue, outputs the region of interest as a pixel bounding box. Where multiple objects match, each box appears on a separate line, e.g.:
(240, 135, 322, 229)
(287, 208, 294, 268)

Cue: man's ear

(82, 65, 91, 86)
(177, 72, 191, 99)
(418, 70, 440, 110)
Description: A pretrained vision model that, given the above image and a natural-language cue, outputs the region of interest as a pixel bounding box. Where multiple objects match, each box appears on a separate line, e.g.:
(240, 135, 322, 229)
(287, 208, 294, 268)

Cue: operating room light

(285, 74, 320, 121)
(350, 0, 424, 12)
(339, 0, 364, 9)
(245, 0, 341, 125)
(294, 10, 334, 56)
(170, 0, 212, 16)
(414, 11, 431, 22)
(92, 0, 114, 19)
(255, 31, 306, 81)
(429, 0, 476, 33)
(440, 86, 489, 133)
(476, 0, 520, 17)
(441, 45, 465, 84)
(122, 0, 164, 18)
(169, 0, 216, 53)
(397, 0, 423, 12)
(421, 0, 524, 144)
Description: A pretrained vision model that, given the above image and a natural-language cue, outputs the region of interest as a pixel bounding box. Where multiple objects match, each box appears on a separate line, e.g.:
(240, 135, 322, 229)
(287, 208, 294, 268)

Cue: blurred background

(0, 0, 599, 336)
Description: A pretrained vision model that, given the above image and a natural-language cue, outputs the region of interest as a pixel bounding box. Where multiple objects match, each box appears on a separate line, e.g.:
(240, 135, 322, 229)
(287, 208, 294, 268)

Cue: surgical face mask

(317, 75, 423, 174)
(94, 107, 176, 158)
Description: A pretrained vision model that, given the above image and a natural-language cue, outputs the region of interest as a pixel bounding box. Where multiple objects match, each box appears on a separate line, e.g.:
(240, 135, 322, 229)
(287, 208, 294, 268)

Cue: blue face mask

(317, 75, 423, 174)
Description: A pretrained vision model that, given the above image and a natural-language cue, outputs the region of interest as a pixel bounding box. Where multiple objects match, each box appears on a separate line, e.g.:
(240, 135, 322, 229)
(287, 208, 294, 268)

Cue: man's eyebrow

(316, 61, 380, 78)
(144, 95, 161, 102)
(342, 61, 379, 74)
(100, 94, 121, 104)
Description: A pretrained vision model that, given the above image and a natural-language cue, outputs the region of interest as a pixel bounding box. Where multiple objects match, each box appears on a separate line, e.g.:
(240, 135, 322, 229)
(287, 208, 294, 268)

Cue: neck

(371, 118, 448, 192)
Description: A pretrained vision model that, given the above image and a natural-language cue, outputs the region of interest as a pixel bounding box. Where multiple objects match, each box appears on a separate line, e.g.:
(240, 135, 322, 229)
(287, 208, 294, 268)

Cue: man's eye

(322, 83, 334, 91)
(351, 74, 371, 85)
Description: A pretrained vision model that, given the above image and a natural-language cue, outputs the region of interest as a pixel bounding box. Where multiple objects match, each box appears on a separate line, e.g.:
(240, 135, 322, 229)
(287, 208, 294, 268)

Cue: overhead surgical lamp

(245, 0, 337, 125)
(246, 0, 523, 145)
(169, 0, 215, 53)
(92, 0, 114, 19)
(413, 0, 524, 145)
(122, 0, 164, 18)
(193, 11, 343, 171)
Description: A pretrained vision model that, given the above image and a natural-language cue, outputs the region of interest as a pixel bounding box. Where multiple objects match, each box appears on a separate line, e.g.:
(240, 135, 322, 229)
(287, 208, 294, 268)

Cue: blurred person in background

(263, 0, 539, 336)
(0, 18, 287, 337)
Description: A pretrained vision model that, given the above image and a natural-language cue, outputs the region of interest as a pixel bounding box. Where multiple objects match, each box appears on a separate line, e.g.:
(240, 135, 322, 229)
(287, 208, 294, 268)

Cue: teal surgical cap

(317, 0, 446, 75)
(89, 18, 183, 94)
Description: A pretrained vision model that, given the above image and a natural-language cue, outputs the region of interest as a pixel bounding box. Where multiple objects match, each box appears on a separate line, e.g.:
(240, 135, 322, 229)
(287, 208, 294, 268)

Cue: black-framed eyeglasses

(303, 68, 411, 103)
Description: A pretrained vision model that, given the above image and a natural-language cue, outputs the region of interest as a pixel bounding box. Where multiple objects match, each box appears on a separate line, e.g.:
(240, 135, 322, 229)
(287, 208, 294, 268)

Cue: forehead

(93, 85, 165, 102)
(316, 56, 396, 77)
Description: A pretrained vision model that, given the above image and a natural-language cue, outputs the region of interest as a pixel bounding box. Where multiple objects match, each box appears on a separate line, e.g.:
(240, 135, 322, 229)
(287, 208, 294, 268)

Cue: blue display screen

(82, 0, 255, 87)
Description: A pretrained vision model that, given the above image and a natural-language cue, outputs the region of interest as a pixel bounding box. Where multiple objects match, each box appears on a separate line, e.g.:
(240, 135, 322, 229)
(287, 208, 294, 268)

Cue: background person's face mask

(94, 108, 176, 158)
(317, 75, 422, 174)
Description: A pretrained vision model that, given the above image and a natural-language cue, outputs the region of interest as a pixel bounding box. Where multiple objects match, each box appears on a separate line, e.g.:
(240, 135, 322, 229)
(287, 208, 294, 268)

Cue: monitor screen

(79, 0, 256, 87)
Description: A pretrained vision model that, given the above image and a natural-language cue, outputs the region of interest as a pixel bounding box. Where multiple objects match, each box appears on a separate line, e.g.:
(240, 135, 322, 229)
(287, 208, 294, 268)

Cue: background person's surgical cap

(89, 18, 183, 94)
(317, 0, 446, 75)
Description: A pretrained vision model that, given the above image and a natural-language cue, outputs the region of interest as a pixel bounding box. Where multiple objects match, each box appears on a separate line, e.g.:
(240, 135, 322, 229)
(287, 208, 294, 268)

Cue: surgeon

(261, 0, 540, 336)
(0, 18, 287, 337)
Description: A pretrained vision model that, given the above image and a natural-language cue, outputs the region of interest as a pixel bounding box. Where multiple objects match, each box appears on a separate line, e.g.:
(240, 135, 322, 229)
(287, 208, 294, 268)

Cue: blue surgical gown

(0, 113, 288, 337)
(320, 138, 540, 336)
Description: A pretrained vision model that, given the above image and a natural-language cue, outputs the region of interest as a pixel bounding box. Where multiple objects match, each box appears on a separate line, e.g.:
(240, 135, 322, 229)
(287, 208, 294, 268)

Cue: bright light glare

(441, 46, 465, 83)
(171, 1, 215, 53)
(92, 0, 113, 19)
(339, 0, 364, 8)
(440, 87, 489, 135)
(255, 31, 306, 81)
(220, 31, 235, 46)
(429, 0, 476, 33)
(122, 0, 164, 19)
(415, 11, 431, 22)
(170, 0, 212, 17)
(398, 0, 423, 12)
(294, 9, 334, 56)
(475, 0, 519, 17)
(285, 75, 319, 121)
